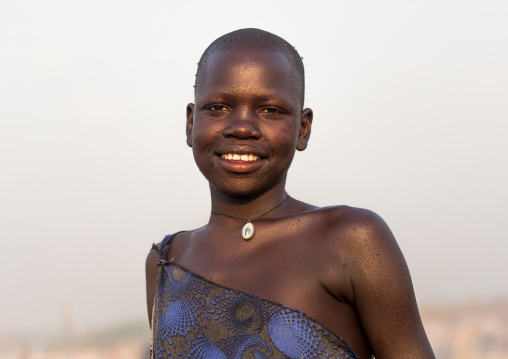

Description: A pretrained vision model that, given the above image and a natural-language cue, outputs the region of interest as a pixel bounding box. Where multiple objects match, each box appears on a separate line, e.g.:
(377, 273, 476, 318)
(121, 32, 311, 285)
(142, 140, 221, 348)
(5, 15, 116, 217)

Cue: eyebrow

(206, 91, 294, 105)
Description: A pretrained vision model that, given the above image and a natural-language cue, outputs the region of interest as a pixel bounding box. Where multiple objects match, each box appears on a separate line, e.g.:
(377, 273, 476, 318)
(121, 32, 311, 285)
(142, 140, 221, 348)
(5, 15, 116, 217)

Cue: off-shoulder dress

(150, 233, 359, 359)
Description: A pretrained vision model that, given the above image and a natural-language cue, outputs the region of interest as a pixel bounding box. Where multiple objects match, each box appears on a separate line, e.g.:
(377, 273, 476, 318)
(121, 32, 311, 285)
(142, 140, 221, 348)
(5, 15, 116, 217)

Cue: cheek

(276, 121, 299, 154)
(191, 130, 214, 169)
(192, 118, 222, 141)
(192, 142, 213, 168)
(191, 120, 213, 149)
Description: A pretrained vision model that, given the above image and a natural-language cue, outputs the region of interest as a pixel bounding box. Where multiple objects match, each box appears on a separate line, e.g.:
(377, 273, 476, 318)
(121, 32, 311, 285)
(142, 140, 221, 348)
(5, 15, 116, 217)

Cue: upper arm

(344, 209, 435, 359)
(146, 248, 160, 328)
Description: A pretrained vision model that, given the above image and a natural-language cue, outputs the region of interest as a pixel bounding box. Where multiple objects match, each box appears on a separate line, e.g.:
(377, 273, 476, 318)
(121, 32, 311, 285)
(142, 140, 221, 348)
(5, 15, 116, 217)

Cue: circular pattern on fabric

(187, 336, 227, 359)
(159, 300, 196, 338)
(217, 334, 272, 358)
(151, 255, 360, 359)
(211, 289, 268, 333)
(267, 309, 322, 358)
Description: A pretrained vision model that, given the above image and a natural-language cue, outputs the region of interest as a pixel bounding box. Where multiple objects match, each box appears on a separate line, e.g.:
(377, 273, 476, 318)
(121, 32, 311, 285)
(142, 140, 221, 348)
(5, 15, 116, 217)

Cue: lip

(217, 154, 264, 173)
(215, 146, 266, 158)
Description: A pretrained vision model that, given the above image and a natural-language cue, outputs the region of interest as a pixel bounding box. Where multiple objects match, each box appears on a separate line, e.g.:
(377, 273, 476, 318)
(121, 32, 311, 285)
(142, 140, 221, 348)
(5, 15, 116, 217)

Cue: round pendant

(242, 222, 255, 240)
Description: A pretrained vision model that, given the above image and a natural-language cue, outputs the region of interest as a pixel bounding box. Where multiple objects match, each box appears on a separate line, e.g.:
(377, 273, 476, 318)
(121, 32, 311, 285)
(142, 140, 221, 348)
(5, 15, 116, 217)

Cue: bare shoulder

(324, 206, 410, 298)
(327, 205, 399, 262)
(311, 204, 391, 237)
(303, 205, 395, 254)
(307, 205, 435, 358)
(307, 205, 399, 263)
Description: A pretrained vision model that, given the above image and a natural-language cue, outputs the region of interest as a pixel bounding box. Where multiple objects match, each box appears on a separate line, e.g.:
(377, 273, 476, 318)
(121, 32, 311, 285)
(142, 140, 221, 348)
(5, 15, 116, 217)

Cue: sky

(1, 0, 507, 335)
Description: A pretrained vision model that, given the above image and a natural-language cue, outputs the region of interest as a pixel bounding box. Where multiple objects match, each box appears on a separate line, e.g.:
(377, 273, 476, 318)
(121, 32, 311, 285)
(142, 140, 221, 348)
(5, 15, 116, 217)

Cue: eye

(259, 107, 284, 114)
(207, 105, 229, 111)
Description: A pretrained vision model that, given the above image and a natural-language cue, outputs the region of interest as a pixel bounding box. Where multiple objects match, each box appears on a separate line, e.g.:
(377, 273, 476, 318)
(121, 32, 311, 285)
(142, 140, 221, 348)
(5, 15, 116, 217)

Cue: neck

(209, 182, 288, 223)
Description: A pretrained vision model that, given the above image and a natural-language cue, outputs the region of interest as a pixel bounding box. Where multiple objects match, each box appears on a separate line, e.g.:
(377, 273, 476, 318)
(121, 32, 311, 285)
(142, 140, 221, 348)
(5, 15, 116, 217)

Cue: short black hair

(195, 28, 305, 108)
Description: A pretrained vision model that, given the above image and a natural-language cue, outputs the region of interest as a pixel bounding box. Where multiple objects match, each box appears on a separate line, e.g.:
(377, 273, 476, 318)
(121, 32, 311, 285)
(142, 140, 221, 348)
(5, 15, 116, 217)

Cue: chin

(212, 183, 264, 198)
(210, 174, 287, 199)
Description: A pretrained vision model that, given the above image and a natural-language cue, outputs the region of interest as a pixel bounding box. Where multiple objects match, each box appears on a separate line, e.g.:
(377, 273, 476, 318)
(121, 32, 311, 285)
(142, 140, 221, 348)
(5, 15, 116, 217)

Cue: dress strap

(160, 233, 175, 259)
(151, 232, 179, 260)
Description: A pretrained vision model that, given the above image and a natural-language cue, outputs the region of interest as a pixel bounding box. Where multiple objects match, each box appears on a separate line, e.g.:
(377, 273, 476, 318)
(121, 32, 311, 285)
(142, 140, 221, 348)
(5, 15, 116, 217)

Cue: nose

(222, 108, 261, 140)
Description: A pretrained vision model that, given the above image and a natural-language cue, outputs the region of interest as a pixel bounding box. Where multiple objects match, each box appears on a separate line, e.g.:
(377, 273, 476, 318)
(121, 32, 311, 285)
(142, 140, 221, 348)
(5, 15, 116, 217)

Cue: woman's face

(187, 48, 311, 198)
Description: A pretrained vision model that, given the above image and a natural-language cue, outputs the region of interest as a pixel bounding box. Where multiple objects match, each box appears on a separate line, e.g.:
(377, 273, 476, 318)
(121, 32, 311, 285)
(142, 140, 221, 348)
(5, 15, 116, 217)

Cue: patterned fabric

(151, 233, 359, 359)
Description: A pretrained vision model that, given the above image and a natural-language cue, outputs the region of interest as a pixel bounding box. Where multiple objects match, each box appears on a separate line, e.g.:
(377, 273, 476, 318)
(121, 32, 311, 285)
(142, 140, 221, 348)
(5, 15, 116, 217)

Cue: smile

(221, 153, 259, 162)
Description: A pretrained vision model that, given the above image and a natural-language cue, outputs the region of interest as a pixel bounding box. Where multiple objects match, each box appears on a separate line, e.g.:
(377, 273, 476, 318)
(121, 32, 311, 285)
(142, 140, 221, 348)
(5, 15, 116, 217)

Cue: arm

(345, 209, 435, 358)
(145, 248, 160, 328)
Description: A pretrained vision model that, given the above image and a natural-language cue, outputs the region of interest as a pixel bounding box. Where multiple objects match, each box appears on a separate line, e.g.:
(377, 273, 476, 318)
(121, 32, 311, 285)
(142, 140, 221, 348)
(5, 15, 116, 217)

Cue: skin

(146, 48, 436, 358)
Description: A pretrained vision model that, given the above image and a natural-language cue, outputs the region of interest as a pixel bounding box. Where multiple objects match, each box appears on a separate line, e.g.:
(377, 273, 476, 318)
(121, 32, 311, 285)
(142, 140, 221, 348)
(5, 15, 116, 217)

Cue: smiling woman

(145, 28, 436, 359)
(187, 48, 311, 195)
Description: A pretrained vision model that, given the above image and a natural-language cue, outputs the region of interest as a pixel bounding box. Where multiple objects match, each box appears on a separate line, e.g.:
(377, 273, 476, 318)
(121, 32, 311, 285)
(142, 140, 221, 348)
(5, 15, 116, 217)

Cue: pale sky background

(1, 0, 507, 335)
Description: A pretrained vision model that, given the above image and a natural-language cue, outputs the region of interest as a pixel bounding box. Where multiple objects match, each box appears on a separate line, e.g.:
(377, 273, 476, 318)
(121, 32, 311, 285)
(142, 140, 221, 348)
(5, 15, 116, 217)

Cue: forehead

(196, 49, 299, 103)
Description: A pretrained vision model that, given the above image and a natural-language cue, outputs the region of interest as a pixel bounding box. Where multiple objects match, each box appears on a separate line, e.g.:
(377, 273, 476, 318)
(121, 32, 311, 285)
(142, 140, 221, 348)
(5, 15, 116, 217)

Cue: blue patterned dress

(150, 233, 359, 359)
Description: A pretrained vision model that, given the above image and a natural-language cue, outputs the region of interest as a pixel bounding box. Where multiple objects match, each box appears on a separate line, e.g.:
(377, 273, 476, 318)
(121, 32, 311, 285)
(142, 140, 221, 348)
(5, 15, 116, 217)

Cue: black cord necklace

(211, 196, 289, 240)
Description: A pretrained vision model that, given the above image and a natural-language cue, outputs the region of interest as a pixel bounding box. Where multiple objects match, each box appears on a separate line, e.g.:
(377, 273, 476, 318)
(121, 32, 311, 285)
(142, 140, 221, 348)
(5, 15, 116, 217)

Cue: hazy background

(1, 0, 507, 337)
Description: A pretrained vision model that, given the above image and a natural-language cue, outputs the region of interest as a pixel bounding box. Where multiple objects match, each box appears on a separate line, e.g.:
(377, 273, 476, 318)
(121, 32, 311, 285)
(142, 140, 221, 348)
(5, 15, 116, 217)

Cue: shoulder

(313, 204, 387, 228)
(306, 205, 395, 250)
(145, 231, 189, 274)
(335, 206, 396, 255)
(304, 205, 400, 294)
(313, 205, 403, 282)
(311, 206, 434, 357)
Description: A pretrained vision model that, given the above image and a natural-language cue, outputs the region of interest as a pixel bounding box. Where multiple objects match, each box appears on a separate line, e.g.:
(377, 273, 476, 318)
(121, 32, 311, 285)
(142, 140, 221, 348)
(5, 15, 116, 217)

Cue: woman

(146, 28, 435, 359)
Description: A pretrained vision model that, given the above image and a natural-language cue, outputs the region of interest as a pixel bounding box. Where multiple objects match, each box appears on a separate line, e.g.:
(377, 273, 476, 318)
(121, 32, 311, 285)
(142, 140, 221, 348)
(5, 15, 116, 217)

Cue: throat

(210, 195, 289, 240)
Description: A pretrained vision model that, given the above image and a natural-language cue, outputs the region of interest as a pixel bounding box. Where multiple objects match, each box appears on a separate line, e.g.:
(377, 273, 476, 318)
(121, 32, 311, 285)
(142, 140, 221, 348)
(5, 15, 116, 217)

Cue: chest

(151, 262, 360, 359)
(168, 222, 355, 322)
(163, 223, 370, 357)
(172, 225, 316, 297)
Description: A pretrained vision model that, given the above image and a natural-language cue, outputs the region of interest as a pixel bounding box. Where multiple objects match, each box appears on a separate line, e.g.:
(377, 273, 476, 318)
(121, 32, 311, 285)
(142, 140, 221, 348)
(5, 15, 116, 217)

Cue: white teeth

(221, 153, 259, 162)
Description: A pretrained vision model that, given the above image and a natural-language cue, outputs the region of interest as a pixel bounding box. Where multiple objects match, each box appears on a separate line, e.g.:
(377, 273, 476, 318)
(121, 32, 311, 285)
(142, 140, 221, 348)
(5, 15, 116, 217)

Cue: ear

(186, 103, 194, 147)
(296, 108, 313, 151)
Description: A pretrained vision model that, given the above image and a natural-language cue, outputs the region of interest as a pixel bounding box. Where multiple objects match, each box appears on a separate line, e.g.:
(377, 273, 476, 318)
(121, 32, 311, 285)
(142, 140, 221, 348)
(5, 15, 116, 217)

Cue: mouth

(221, 153, 260, 162)
(217, 152, 264, 173)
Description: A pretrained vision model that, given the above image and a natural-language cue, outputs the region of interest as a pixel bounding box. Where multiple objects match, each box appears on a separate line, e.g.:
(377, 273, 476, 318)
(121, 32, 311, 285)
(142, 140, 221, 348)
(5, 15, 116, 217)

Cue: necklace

(211, 196, 289, 240)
